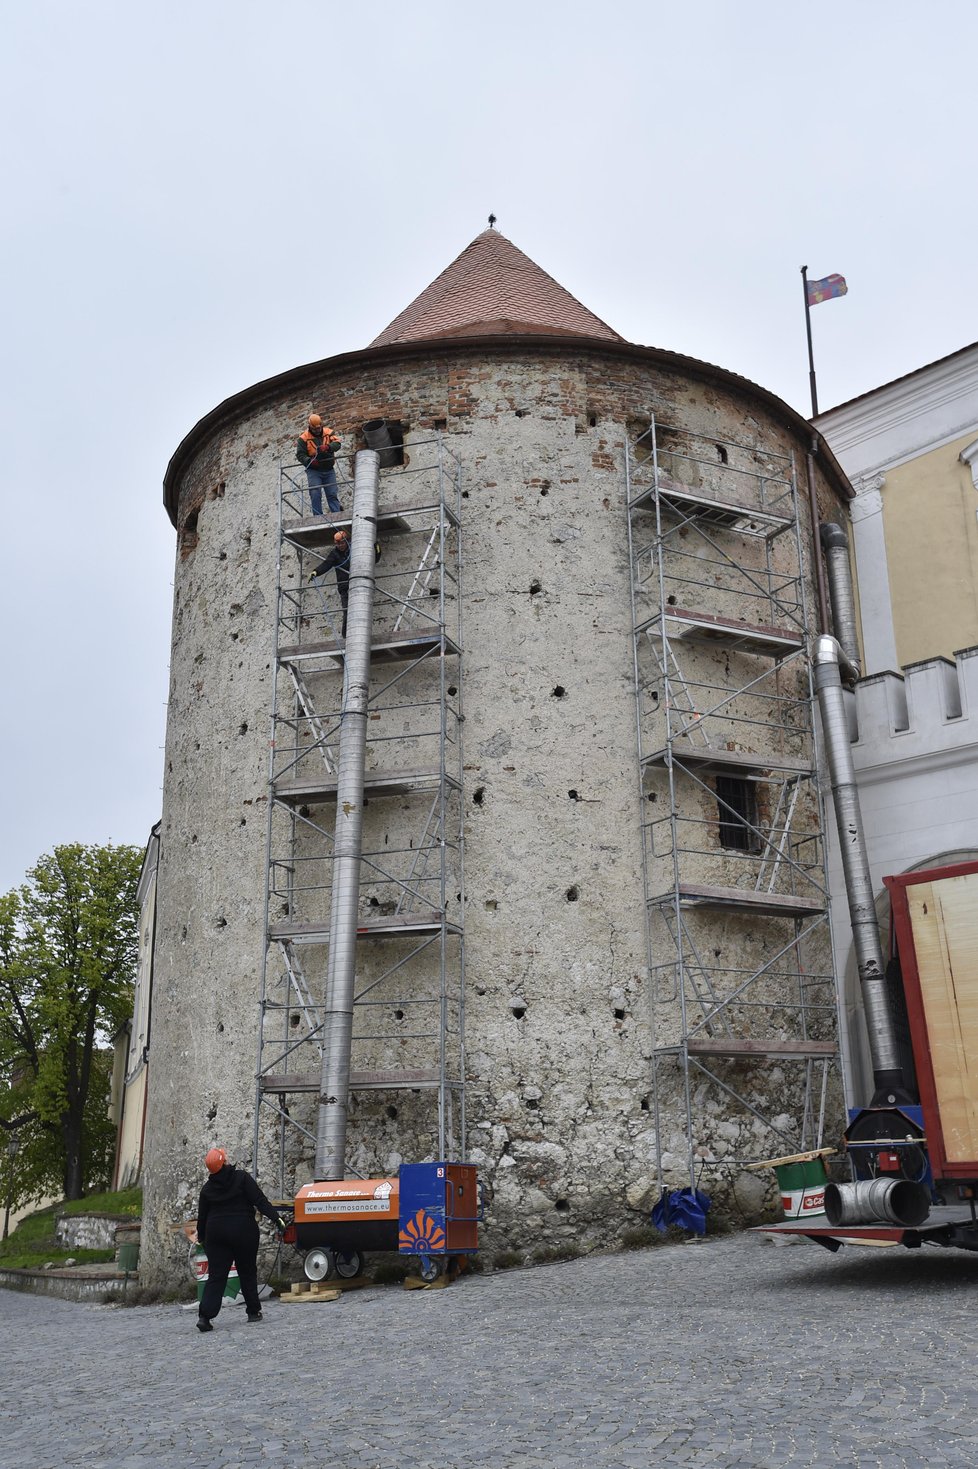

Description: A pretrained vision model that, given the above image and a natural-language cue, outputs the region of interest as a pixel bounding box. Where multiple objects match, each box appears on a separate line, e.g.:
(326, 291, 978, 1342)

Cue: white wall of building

(824, 650, 978, 1103)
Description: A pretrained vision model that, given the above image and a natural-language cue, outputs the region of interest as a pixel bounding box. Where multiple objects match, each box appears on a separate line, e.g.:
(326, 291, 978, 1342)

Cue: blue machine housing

(398, 1161, 480, 1269)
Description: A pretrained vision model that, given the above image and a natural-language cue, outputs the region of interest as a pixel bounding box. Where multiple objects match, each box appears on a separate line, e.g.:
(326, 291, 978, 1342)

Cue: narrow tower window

(715, 775, 759, 853)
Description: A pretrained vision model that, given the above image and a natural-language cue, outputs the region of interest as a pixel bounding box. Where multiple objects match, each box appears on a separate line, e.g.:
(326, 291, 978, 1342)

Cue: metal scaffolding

(625, 417, 838, 1190)
(253, 434, 466, 1192)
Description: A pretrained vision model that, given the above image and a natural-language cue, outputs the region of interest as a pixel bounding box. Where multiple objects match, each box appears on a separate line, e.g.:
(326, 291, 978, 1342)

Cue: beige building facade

(816, 343, 978, 672)
(112, 824, 158, 1190)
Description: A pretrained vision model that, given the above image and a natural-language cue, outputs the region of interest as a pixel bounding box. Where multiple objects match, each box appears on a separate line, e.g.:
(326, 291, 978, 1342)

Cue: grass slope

(0, 1186, 141, 1271)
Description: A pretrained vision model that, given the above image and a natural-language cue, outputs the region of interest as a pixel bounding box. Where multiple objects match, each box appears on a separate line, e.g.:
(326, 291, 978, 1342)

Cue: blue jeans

(305, 466, 341, 516)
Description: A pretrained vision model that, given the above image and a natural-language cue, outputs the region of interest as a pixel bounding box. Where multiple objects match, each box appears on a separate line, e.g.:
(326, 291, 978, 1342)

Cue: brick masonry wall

(141, 343, 846, 1285)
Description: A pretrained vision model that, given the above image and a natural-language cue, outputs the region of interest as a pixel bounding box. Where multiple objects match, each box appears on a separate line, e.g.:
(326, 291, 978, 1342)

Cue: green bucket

(118, 1242, 140, 1273)
(773, 1154, 828, 1219)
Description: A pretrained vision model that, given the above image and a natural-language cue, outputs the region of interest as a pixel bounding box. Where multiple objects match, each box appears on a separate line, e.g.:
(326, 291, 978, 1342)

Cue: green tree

(0, 843, 142, 1203)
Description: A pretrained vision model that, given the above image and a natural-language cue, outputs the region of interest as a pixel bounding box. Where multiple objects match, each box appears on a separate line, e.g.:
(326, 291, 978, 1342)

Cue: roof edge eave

(814, 339, 978, 421)
(163, 333, 852, 524)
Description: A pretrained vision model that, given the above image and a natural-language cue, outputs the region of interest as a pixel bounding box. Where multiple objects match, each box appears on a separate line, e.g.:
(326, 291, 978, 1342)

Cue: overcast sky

(1, 1, 975, 895)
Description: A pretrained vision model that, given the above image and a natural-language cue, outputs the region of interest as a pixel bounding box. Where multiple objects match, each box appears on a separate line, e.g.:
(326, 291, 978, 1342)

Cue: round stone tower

(141, 230, 851, 1283)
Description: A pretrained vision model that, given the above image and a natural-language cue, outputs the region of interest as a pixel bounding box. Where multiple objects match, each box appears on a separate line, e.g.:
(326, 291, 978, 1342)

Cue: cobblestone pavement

(2, 1232, 977, 1469)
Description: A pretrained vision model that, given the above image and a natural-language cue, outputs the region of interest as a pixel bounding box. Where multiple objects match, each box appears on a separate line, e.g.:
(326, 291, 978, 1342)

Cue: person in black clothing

(310, 529, 353, 638)
(310, 529, 380, 640)
(194, 1147, 285, 1332)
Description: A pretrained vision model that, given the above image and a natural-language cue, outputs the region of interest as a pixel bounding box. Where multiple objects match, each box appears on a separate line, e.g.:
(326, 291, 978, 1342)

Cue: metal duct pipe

(805, 447, 831, 635)
(814, 634, 904, 1097)
(315, 449, 381, 1180)
(362, 418, 400, 468)
(824, 1178, 931, 1228)
(819, 522, 861, 671)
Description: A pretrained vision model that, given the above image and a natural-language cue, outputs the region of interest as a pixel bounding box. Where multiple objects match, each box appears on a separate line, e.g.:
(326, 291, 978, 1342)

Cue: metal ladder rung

(279, 940, 324, 1054)
(287, 666, 337, 776)
(392, 524, 441, 634)
(643, 628, 712, 748)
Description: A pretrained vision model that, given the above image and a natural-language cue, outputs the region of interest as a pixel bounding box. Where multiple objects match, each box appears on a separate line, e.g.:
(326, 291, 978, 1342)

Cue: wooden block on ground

(280, 1284, 342, 1304)
(403, 1272, 450, 1291)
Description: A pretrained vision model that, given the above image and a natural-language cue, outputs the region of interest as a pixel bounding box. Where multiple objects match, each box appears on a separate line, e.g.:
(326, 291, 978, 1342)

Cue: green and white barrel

(190, 1244, 241, 1302)
(747, 1148, 833, 1219)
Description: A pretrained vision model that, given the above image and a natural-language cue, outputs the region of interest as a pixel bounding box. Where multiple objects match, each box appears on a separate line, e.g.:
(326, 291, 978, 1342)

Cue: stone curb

(0, 1266, 132, 1304)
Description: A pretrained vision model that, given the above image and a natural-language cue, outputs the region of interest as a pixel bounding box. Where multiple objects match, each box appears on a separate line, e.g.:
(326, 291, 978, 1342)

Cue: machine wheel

(334, 1249, 363, 1279)
(419, 1254, 443, 1283)
(303, 1247, 335, 1282)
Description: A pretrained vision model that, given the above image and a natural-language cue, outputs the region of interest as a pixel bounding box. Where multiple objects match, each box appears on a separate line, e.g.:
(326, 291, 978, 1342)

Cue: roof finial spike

(488, 212, 497, 229)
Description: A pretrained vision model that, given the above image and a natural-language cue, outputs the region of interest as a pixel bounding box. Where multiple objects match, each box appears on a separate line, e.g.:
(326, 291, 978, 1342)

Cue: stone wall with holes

(140, 341, 847, 1286)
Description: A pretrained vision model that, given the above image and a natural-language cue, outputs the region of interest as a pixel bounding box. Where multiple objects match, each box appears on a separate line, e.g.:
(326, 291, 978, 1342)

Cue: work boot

(196, 1315, 213, 1332)
(247, 1310, 263, 1323)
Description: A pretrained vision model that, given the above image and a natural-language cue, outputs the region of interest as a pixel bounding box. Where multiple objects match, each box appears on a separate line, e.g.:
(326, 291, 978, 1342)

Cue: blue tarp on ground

(651, 1187, 711, 1236)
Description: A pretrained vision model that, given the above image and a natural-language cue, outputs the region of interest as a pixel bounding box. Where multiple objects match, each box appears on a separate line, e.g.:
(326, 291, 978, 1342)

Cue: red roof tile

(370, 229, 623, 347)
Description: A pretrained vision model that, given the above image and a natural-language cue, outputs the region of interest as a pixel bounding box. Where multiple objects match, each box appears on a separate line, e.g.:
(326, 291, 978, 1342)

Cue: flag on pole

(805, 273, 848, 306)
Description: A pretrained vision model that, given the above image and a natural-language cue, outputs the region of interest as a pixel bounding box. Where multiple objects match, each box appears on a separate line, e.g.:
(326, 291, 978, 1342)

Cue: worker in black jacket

(310, 529, 380, 640)
(194, 1148, 285, 1332)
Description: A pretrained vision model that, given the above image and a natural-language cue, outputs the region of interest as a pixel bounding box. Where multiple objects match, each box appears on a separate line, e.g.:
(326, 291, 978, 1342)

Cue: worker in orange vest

(297, 413, 342, 516)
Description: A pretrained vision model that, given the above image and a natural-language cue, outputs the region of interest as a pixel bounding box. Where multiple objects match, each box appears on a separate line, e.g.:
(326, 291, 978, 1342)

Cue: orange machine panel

(445, 1163, 479, 1251)
(294, 1176, 399, 1224)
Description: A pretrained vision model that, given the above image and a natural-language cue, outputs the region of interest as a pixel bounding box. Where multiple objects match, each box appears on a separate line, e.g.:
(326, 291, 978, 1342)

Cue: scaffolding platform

(274, 769, 458, 807)
(282, 499, 460, 551)
(641, 743, 812, 777)
(638, 607, 804, 657)
(268, 912, 461, 943)
(686, 1038, 837, 1059)
(278, 630, 461, 666)
(629, 478, 794, 538)
(260, 1068, 444, 1093)
(648, 882, 825, 918)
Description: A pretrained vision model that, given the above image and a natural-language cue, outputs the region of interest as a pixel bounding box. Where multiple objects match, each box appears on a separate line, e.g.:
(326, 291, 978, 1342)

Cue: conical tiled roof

(370, 229, 623, 347)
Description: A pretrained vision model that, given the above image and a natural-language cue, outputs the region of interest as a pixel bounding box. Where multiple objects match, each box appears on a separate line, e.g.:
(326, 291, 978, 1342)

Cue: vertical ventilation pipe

(813, 635, 905, 1101)
(315, 449, 381, 1180)
(805, 444, 831, 635)
(362, 418, 400, 468)
(819, 522, 861, 671)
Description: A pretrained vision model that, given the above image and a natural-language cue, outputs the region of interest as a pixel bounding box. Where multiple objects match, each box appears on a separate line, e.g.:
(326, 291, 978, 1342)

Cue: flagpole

(801, 265, 818, 417)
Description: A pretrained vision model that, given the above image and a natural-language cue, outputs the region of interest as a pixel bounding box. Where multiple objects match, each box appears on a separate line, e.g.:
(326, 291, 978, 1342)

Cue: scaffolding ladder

(625, 418, 838, 1191)
(253, 436, 466, 1192)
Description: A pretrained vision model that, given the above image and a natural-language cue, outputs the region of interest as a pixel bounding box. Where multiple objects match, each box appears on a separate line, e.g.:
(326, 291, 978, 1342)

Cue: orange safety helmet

(205, 1147, 227, 1174)
(333, 530, 348, 543)
(308, 413, 323, 429)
